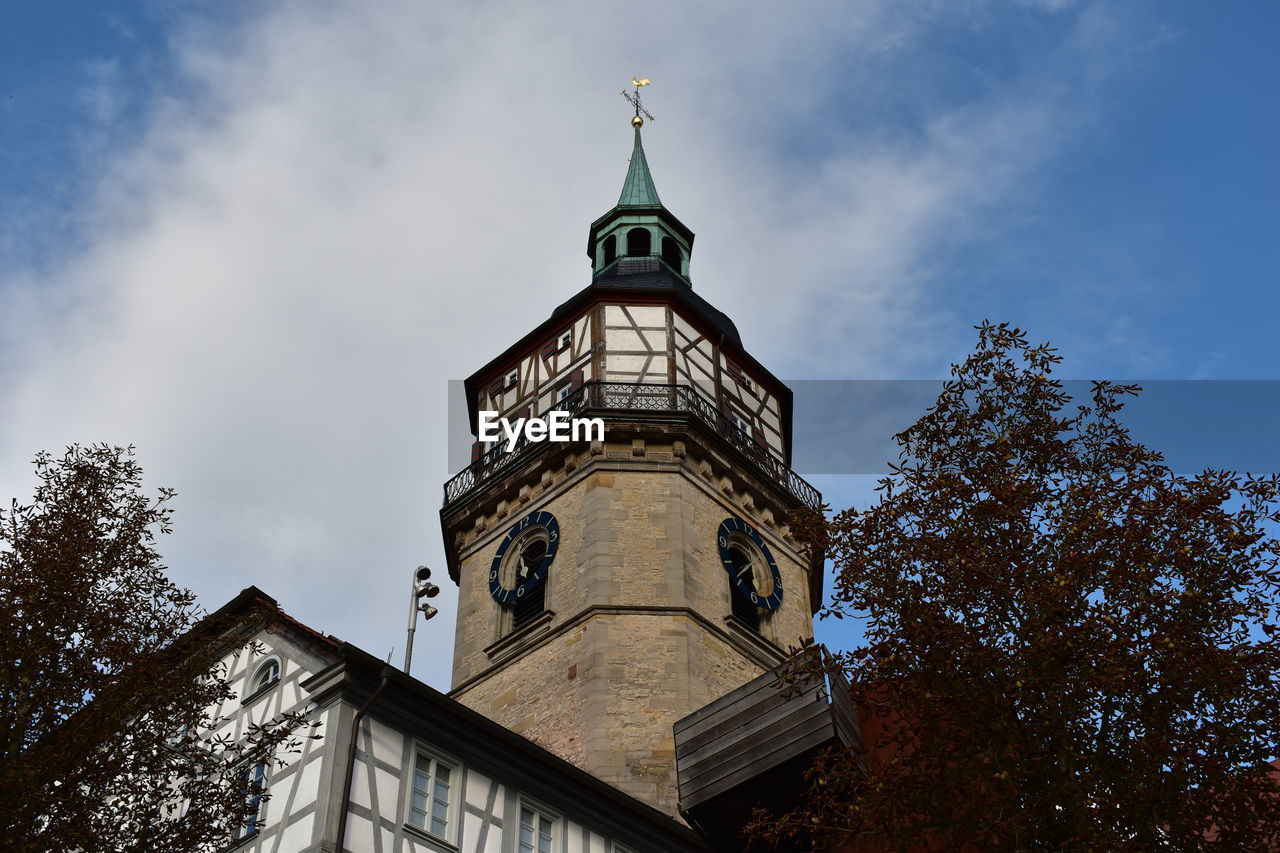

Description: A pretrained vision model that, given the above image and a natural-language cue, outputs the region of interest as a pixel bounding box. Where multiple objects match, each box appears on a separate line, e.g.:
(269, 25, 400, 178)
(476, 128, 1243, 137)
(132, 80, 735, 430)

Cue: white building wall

(205, 630, 332, 853)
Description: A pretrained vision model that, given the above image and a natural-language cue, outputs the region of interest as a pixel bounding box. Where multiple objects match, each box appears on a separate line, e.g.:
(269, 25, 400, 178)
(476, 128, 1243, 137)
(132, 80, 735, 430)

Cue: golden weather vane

(621, 77, 655, 128)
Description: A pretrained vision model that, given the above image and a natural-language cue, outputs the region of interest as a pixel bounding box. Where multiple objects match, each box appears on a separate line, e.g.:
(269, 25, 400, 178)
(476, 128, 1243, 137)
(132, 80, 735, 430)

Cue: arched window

(661, 237, 681, 270)
(602, 234, 617, 266)
(249, 659, 280, 696)
(625, 227, 651, 257)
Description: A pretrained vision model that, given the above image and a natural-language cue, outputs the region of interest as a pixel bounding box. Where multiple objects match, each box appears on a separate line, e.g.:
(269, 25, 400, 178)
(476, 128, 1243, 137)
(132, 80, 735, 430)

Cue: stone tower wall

(447, 436, 815, 816)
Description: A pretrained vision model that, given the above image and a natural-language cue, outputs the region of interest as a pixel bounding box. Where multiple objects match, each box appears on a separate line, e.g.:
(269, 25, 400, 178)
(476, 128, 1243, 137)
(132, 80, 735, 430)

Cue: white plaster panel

(567, 826, 583, 853)
(624, 305, 665, 326)
(604, 328, 646, 352)
(277, 812, 312, 853)
(607, 355, 649, 373)
(345, 813, 375, 851)
(636, 326, 665, 351)
(684, 346, 713, 374)
(604, 305, 627, 325)
(292, 753, 322, 815)
(369, 718, 403, 766)
(350, 758, 373, 809)
(375, 766, 400, 821)
(483, 821, 503, 853)
(588, 831, 607, 853)
(463, 812, 484, 853)
(465, 769, 493, 809)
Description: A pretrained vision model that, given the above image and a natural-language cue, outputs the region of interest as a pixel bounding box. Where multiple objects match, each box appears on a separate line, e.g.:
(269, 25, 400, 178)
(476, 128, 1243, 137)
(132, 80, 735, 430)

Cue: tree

(752, 323, 1280, 851)
(0, 445, 317, 853)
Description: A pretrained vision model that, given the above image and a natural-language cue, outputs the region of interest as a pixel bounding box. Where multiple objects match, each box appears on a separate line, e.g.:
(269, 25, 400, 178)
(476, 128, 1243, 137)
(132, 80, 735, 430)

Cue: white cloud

(0, 0, 1128, 687)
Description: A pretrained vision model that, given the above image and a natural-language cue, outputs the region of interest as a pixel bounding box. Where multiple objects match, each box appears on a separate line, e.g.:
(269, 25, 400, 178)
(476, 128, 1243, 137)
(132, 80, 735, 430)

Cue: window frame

(230, 760, 268, 844)
(242, 657, 282, 706)
(515, 796, 561, 853)
(403, 744, 462, 846)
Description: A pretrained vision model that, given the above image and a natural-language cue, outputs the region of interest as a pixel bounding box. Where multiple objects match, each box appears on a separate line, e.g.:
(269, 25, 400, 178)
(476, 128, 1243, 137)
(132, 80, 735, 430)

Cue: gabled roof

(200, 585, 343, 658)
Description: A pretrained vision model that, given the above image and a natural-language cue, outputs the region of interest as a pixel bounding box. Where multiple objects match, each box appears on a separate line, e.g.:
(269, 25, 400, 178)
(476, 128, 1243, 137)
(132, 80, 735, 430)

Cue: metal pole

(404, 582, 420, 673)
(403, 565, 440, 674)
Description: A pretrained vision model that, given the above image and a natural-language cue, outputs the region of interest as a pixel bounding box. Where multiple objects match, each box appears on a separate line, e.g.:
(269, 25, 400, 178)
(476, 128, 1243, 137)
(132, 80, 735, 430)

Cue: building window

(602, 234, 617, 266)
(625, 227, 650, 256)
(661, 236, 681, 270)
(408, 751, 456, 841)
(721, 399, 751, 435)
(559, 331, 572, 350)
(244, 658, 280, 703)
(506, 370, 519, 389)
(518, 804, 557, 853)
(233, 762, 267, 841)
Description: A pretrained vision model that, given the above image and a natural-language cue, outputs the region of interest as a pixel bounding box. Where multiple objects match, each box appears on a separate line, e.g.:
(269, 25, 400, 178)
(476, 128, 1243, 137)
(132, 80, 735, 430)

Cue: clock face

(717, 517, 783, 610)
(489, 510, 560, 605)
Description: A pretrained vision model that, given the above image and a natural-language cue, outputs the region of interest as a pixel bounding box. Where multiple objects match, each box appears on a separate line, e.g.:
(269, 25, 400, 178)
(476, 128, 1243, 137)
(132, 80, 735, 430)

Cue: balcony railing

(442, 382, 821, 510)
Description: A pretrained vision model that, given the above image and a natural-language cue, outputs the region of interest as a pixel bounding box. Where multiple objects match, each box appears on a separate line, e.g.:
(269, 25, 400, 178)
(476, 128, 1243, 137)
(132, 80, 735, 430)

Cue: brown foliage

(0, 445, 318, 853)
(753, 323, 1280, 851)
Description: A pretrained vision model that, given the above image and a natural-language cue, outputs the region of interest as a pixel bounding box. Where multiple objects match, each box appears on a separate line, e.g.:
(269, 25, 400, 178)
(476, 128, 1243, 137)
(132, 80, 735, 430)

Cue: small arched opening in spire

(661, 237, 681, 271)
(626, 227, 651, 257)
(602, 234, 617, 267)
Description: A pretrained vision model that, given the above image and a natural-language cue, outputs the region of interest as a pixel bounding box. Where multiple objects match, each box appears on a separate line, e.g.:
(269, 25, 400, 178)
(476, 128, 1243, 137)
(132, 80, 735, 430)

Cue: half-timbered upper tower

(440, 123, 823, 818)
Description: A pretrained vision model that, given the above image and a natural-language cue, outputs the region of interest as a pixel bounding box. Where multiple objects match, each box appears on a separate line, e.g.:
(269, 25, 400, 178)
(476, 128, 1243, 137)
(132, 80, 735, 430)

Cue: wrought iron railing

(442, 382, 821, 510)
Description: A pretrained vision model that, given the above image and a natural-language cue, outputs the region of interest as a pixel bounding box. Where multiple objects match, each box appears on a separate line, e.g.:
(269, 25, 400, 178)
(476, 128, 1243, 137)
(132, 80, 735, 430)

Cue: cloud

(0, 0, 1131, 687)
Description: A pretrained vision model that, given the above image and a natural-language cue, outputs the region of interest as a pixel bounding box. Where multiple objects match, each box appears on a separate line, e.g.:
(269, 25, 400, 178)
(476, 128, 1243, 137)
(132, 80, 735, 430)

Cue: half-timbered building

(207, 120, 851, 853)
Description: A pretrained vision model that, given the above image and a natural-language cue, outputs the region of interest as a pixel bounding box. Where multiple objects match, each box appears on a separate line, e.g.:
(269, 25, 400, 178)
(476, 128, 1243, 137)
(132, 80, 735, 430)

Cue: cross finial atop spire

(621, 76, 655, 128)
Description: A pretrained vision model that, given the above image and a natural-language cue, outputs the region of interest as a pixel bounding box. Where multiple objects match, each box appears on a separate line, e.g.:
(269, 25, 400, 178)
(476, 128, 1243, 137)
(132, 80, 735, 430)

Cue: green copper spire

(617, 128, 662, 208)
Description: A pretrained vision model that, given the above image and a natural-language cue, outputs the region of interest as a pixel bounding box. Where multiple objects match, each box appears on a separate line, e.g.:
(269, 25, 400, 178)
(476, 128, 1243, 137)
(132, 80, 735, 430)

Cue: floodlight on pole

(404, 565, 441, 673)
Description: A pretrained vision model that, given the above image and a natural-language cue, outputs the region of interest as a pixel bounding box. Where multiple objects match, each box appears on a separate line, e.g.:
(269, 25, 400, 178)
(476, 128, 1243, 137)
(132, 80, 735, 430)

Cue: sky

(1, 1, 1277, 689)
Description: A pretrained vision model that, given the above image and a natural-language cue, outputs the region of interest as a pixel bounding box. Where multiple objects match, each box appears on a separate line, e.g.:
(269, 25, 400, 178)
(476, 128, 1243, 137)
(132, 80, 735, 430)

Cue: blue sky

(1, 1, 1277, 687)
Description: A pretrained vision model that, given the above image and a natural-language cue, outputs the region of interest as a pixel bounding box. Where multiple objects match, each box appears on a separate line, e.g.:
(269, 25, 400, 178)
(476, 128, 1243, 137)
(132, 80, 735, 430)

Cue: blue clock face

(489, 510, 559, 605)
(717, 517, 783, 610)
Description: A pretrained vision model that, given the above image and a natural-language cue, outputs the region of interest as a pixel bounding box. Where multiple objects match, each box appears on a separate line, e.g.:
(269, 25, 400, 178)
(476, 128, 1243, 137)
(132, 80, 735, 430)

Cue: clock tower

(440, 122, 823, 818)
